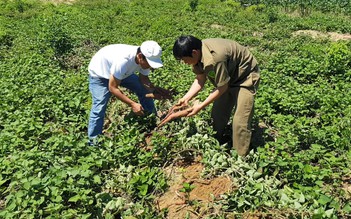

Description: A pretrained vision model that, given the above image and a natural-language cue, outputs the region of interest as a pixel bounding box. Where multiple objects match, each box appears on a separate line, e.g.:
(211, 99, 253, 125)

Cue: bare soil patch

(342, 175, 351, 200)
(210, 24, 226, 30)
(155, 157, 234, 219)
(41, 0, 75, 5)
(293, 30, 351, 41)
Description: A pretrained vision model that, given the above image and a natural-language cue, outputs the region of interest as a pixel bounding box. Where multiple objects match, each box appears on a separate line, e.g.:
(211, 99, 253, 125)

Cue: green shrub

(326, 42, 351, 75)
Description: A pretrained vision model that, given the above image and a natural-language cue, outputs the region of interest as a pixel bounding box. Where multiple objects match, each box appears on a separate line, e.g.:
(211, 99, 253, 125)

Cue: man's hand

(177, 97, 189, 106)
(131, 102, 144, 116)
(186, 103, 202, 117)
(145, 87, 173, 100)
(154, 87, 173, 98)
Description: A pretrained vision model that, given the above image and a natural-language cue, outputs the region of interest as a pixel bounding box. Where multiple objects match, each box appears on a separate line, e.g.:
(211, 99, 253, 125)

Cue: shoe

(88, 137, 100, 147)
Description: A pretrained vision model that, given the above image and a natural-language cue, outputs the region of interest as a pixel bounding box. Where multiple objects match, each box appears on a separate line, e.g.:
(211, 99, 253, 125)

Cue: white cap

(140, 41, 163, 69)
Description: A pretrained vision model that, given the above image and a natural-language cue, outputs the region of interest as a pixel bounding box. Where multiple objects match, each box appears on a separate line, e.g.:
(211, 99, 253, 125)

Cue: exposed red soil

(155, 158, 234, 219)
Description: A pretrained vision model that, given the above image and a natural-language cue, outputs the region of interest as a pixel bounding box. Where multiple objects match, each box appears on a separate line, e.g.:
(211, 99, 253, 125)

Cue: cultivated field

(0, 0, 351, 218)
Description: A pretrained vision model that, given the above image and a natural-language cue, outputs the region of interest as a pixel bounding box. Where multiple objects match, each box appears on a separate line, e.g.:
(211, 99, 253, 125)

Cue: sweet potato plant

(0, 0, 350, 218)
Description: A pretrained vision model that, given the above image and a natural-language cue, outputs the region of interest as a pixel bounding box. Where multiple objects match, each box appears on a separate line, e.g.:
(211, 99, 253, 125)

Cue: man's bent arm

(200, 83, 228, 109)
(109, 74, 136, 106)
(181, 73, 207, 102)
(186, 83, 228, 117)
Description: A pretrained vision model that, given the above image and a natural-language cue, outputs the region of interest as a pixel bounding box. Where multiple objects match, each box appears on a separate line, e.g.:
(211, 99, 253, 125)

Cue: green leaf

(38, 196, 45, 205)
(93, 175, 101, 184)
(105, 200, 116, 210)
(297, 193, 305, 203)
(138, 184, 148, 196)
(315, 181, 324, 186)
(68, 195, 81, 202)
(318, 194, 332, 205)
(23, 182, 31, 190)
(294, 201, 302, 209)
(31, 177, 41, 186)
(324, 209, 334, 217)
(52, 195, 62, 203)
(0, 179, 8, 186)
(140, 176, 147, 183)
(343, 203, 351, 213)
(281, 193, 290, 202)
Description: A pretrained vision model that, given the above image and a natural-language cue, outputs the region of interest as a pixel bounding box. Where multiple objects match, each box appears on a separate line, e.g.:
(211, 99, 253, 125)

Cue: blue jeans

(88, 74, 155, 140)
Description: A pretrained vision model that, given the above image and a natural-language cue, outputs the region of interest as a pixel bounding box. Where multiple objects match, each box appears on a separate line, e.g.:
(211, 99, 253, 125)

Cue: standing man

(172, 35, 260, 156)
(88, 40, 165, 145)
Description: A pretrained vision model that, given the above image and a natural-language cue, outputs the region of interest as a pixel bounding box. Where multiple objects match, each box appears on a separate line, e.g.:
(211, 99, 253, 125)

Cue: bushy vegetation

(0, 0, 350, 218)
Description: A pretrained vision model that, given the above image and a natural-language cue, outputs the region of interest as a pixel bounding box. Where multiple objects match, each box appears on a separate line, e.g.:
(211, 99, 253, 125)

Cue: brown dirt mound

(42, 0, 75, 5)
(156, 158, 234, 219)
(293, 30, 351, 41)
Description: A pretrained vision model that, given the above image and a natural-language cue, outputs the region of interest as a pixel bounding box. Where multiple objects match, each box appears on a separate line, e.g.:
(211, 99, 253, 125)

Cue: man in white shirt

(88, 41, 167, 145)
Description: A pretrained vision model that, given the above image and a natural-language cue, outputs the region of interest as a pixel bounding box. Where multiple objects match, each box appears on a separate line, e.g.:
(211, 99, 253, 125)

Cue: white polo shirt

(88, 44, 150, 80)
